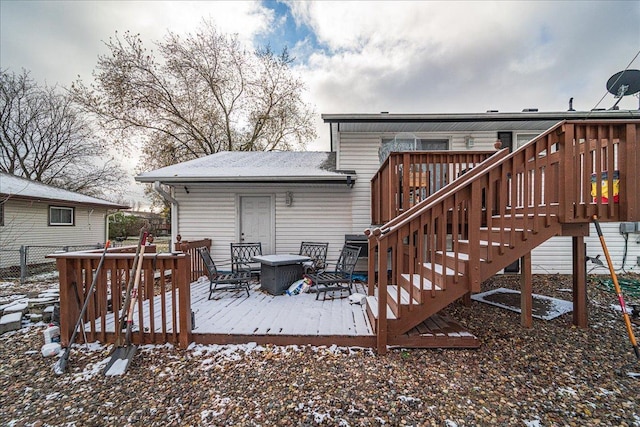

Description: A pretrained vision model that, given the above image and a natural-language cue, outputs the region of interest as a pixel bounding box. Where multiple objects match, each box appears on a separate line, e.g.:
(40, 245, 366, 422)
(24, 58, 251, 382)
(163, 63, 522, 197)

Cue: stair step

(438, 251, 488, 262)
(389, 285, 421, 305)
(421, 263, 464, 276)
(400, 274, 442, 291)
(459, 239, 509, 247)
(366, 296, 397, 320)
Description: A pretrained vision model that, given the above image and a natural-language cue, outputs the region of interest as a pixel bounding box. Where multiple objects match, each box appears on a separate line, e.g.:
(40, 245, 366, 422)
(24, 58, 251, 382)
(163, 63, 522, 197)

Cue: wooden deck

(87, 279, 478, 349)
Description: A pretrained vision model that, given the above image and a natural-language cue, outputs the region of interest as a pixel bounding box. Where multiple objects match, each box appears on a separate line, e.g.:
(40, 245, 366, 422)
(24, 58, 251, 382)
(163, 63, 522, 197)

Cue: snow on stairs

(365, 261, 474, 347)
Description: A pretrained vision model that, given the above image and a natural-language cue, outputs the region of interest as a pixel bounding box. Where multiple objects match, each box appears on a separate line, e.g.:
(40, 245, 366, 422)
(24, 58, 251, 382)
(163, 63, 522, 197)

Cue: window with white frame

(516, 133, 540, 149)
(49, 206, 74, 226)
(379, 134, 449, 163)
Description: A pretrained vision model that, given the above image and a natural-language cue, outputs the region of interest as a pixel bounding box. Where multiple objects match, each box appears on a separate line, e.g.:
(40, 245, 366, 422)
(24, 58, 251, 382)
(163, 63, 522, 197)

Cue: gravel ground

(1, 274, 640, 426)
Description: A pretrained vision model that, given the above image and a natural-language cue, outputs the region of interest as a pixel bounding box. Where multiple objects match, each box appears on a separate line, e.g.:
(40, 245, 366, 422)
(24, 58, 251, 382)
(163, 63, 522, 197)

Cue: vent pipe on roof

(568, 97, 575, 111)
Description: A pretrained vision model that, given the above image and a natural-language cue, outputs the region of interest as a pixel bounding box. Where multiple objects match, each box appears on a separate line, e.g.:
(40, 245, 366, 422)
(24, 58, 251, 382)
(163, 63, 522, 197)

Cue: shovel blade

(103, 345, 137, 376)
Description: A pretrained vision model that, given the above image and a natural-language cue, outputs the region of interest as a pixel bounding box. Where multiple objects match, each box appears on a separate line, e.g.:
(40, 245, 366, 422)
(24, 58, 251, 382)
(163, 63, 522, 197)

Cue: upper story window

(49, 206, 74, 226)
(379, 133, 448, 163)
(515, 133, 540, 149)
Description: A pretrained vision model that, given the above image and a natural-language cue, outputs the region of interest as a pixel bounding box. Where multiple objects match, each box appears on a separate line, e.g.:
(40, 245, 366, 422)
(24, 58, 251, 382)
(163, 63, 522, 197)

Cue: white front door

(240, 196, 273, 254)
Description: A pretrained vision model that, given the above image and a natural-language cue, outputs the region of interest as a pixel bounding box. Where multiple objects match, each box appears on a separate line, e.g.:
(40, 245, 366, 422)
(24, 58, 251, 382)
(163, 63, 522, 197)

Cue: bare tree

(71, 21, 317, 170)
(0, 69, 126, 198)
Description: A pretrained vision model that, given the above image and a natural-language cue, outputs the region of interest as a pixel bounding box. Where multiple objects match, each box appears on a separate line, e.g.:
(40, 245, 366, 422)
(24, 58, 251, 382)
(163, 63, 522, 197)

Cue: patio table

(252, 254, 311, 295)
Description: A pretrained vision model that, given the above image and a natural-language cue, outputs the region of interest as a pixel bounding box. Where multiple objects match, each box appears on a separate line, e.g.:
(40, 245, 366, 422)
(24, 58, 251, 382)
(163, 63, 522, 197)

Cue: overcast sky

(1, 0, 639, 206)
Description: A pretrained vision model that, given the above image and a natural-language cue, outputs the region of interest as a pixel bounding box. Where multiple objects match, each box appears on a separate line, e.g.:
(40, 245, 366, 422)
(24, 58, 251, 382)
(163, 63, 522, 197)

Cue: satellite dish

(606, 69, 640, 109)
(607, 70, 640, 96)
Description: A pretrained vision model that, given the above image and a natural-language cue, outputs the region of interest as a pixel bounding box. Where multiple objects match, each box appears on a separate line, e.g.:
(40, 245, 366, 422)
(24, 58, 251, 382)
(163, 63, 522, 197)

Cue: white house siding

(335, 132, 381, 233)
(0, 200, 107, 269)
(174, 184, 354, 264)
(529, 223, 640, 275)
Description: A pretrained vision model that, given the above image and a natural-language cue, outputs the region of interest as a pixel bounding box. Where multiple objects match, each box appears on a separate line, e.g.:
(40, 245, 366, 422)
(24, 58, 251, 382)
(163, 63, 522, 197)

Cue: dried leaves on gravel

(1, 275, 640, 426)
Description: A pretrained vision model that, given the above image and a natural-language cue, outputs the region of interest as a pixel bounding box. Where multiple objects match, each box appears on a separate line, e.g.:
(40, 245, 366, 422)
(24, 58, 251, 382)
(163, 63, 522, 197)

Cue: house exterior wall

(333, 127, 640, 275)
(0, 199, 108, 268)
(531, 223, 639, 275)
(173, 184, 354, 265)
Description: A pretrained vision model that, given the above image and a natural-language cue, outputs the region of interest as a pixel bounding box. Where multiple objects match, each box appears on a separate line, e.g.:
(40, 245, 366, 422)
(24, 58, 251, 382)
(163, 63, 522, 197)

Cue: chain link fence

(0, 236, 172, 283)
(0, 244, 102, 283)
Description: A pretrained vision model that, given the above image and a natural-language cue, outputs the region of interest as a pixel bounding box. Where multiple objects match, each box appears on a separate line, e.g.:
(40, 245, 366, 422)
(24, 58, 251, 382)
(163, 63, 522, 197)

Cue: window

(49, 206, 74, 226)
(379, 134, 449, 163)
(0, 203, 3, 226)
(516, 133, 540, 149)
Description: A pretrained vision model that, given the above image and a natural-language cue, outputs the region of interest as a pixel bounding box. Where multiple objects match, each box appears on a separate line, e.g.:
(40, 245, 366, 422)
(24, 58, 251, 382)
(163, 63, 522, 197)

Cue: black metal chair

(230, 242, 262, 278)
(306, 244, 361, 300)
(298, 241, 329, 274)
(198, 247, 250, 299)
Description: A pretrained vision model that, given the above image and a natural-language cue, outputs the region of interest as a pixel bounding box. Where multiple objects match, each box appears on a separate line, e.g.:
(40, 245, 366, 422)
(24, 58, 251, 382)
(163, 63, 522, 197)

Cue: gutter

(153, 181, 179, 252)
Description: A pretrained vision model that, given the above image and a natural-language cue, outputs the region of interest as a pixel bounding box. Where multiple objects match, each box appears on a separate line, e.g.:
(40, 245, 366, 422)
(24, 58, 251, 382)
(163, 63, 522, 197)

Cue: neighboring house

(0, 172, 128, 269)
(136, 109, 640, 274)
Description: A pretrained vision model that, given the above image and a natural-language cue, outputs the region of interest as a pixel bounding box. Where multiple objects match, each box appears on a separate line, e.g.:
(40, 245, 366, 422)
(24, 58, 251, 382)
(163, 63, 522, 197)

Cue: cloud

(2, 1, 639, 175)
(0, 1, 273, 86)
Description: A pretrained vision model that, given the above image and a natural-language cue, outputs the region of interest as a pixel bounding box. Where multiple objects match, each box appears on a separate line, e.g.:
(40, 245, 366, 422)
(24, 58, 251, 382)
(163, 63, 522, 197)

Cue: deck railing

(52, 248, 193, 349)
(371, 151, 495, 224)
(367, 120, 640, 351)
(174, 237, 212, 283)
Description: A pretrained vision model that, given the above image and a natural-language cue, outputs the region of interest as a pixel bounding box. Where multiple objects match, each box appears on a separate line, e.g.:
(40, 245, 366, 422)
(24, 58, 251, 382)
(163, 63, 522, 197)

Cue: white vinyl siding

(175, 184, 354, 263)
(336, 133, 382, 232)
(529, 223, 640, 275)
(0, 200, 108, 268)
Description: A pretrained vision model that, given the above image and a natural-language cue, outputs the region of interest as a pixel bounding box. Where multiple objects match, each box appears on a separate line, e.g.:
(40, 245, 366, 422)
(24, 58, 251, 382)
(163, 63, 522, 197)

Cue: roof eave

(1, 193, 129, 209)
(321, 110, 640, 123)
(135, 175, 355, 184)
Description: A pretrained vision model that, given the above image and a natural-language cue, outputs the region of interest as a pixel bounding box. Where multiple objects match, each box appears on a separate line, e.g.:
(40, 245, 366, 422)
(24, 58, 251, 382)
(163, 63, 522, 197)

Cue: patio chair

(198, 247, 250, 299)
(230, 242, 262, 278)
(306, 244, 361, 300)
(298, 241, 329, 274)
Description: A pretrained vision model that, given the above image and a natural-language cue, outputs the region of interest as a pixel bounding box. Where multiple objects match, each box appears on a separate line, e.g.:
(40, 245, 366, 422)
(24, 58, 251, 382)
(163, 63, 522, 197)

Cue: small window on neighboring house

(49, 206, 74, 226)
(0, 203, 4, 226)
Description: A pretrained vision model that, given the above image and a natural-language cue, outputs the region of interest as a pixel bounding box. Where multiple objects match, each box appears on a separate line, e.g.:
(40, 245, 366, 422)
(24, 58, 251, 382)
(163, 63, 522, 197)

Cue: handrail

(175, 237, 212, 282)
(371, 151, 495, 224)
(373, 149, 510, 238)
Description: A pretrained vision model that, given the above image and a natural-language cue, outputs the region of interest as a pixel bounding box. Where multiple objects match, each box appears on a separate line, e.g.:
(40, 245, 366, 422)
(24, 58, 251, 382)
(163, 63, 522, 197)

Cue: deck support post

(56, 258, 76, 347)
(520, 252, 533, 328)
(572, 236, 588, 328)
(177, 254, 193, 349)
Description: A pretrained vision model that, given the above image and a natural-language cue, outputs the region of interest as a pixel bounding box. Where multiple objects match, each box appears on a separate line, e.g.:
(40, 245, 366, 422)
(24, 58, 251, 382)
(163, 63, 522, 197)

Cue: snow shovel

(592, 216, 640, 375)
(104, 230, 148, 376)
(54, 241, 111, 375)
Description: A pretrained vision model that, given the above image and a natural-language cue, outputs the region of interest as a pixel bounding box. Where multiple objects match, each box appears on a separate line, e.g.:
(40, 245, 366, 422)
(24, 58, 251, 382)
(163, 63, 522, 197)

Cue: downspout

(153, 181, 179, 252)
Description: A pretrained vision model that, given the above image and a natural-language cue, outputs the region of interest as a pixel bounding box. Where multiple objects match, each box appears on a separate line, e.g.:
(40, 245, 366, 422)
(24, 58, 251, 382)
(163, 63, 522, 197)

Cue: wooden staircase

(365, 120, 640, 353)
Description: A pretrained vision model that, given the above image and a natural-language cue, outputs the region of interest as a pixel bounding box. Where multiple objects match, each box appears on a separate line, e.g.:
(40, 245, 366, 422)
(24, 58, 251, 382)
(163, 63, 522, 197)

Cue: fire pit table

(251, 254, 311, 295)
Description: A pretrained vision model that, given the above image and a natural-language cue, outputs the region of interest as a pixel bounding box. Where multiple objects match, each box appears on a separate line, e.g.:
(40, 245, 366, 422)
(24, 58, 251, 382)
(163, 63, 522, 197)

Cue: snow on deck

(89, 279, 374, 337)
